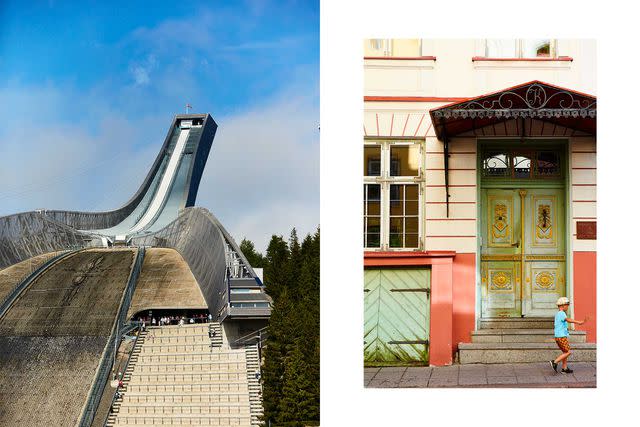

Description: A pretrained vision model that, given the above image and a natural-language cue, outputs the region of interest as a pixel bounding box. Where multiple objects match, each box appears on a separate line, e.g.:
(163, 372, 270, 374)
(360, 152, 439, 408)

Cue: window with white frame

(485, 39, 556, 58)
(364, 140, 423, 250)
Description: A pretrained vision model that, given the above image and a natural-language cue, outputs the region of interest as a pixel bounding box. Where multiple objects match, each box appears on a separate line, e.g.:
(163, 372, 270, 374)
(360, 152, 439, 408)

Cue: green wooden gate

(364, 268, 430, 365)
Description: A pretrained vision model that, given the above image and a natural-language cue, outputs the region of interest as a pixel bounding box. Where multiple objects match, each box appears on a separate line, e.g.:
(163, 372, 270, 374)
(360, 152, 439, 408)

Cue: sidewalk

(365, 361, 596, 388)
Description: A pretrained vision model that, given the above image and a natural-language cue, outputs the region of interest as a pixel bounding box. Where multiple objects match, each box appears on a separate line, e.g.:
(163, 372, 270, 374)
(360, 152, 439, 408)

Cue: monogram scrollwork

(433, 84, 596, 120)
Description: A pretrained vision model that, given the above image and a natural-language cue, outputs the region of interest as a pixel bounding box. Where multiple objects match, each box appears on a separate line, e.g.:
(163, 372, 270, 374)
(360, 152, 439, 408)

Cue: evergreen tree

(261, 287, 296, 424)
(264, 235, 290, 301)
(288, 228, 301, 296)
(278, 342, 317, 425)
(259, 227, 320, 426)
(239, 238, 264, 268)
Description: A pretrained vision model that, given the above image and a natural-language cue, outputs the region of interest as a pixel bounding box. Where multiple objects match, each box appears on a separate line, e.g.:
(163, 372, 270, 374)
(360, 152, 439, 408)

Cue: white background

(320, 0, 640, 425)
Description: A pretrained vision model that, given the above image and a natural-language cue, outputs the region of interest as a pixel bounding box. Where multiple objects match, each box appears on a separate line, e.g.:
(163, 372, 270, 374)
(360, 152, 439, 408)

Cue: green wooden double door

(481, 188, 566, 318)
(364, 268, 430, 364)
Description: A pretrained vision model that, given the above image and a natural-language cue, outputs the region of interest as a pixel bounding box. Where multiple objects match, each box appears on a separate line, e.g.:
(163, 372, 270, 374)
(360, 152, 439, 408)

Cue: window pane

(536, 151, 560, 176)
(364, 146, 381, 176)
(522, 39, 551, 57)
(366, 233, 380, 248)
(405, 200, 418, 216)
(482, 152, 510, 177)
(365, 39, 387, 56)
(392, 39, 421, 57)
(405, 217, 419, 233)
(389, 218, 403, 234)
(389, 234, 403, 248)
(365, 184, 381, 200)
(390, 184, 404, 215)
(486, 39, 517, 58)
(390, 145, 420, 176)
(364, 184, 381, 248)
(405, 184, 419, 214)
(405, 184, 419, 200)
(405, 234, 419, 248)
(513, 153, 532, 178)
(366, 217, 381, 233)
(366, 200, 380, 215)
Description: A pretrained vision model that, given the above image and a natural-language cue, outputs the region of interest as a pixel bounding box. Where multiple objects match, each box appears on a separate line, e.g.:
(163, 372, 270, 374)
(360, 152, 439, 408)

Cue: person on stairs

(550, 297, 588, 374)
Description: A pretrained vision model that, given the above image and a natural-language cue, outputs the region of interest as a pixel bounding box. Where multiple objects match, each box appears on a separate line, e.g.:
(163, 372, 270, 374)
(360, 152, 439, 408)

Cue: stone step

(458, 342, 596, 364)
(472, 329, 586, 343)
(479, 317, 554, 329)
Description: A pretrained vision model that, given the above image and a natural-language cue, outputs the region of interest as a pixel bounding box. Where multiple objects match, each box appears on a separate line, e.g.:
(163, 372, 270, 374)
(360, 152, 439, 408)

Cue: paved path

(365, 361, 596, 388)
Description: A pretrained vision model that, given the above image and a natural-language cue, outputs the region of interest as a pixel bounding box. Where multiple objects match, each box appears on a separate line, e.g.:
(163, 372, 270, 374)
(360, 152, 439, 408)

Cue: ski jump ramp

(0, 114, 271, 322)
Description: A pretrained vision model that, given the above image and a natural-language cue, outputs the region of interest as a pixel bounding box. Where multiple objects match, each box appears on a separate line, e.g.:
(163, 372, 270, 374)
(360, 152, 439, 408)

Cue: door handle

(511, 241, 520, 248)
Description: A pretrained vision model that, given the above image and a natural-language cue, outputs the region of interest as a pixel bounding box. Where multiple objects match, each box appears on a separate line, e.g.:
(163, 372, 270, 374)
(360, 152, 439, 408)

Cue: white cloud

(0, 79, 319, 253)
(197, 84, 319, 252)
(129, 55, 157, 86)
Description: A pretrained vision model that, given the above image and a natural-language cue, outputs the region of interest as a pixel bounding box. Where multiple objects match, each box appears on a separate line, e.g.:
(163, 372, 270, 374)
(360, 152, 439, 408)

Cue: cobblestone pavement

(365, 361, 596, 388)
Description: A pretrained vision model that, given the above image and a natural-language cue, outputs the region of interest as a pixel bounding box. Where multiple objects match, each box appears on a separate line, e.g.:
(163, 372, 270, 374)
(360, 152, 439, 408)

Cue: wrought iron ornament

(433, 83, 596, 120)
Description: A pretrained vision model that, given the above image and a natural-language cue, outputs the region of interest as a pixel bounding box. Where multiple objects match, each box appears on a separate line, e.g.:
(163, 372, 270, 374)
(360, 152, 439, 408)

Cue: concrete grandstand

(0, 114, 271, 426)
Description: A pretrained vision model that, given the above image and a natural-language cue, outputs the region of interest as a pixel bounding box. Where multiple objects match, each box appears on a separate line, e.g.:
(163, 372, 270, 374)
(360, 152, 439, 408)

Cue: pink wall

(573, 251, 597, 342)
(452, 253, 476, 353)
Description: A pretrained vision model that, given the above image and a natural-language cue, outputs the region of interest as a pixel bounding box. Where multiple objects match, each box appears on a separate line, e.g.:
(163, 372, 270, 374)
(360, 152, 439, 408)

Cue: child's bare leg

(554, 351, 571, 368)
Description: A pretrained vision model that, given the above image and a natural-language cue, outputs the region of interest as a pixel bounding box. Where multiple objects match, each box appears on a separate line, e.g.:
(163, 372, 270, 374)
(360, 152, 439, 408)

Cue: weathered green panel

(481, 188, 566, 317)
(364, 268, 430, 365)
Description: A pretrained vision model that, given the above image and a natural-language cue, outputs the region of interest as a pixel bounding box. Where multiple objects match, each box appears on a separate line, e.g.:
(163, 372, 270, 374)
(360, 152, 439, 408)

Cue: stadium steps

(209, 322, 223, 347)
(245, 344, 263, 426)
(107, 324, 253, 426)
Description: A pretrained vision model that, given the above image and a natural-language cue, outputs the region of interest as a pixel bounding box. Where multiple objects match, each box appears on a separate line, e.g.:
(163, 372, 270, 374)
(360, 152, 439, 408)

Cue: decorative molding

(524, 255, 565, 262)
(481, 254, 522, 262)
(432, 83, 596, 120)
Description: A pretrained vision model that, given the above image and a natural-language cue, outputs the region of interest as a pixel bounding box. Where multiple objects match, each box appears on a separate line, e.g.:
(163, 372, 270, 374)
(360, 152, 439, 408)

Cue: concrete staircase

(459, 318, 596, 364)
(245, 344, 263, 426)
(106, 323, 255, 426)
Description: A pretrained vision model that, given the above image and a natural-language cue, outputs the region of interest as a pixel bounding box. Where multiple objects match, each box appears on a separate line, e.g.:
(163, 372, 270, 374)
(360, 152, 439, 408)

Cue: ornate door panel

(364, 268, 430, 364)
(481, 188, 566, 318)
(522, 189, 566, 316)
(481, 190, 522, 317)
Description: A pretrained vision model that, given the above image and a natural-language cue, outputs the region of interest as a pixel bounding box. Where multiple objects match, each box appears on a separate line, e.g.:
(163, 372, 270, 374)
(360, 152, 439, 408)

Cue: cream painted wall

(570, 136, 597, 252)
(364, 40, 596, 255)
(364, 39, 596, 97)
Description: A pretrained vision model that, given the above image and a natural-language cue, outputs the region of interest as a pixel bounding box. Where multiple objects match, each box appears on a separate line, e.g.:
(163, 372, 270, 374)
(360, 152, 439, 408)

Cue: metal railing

(99, 322, 142, 427)
(232, 326, 269, 347)
(78, 247, 145, 427)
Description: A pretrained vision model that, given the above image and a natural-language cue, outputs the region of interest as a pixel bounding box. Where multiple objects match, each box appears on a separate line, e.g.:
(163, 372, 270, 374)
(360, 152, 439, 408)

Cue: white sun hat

(556, 297, 570, 306)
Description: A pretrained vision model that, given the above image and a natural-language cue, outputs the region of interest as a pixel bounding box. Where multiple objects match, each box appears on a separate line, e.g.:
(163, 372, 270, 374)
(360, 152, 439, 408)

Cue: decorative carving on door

(534, 271, 555, 290)
(490, 270, 513, 291)
(532, 196, 557, 246)
(536, 204, 552, 239)
(532, 267, 561, 292)
(493, 204, 508, 237)
(488, 196, 513, 247)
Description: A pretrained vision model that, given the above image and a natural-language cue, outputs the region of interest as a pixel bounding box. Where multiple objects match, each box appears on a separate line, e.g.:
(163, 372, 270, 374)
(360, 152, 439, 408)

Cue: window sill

(364, 56, 436, 61)
(472, 56, 573, 62)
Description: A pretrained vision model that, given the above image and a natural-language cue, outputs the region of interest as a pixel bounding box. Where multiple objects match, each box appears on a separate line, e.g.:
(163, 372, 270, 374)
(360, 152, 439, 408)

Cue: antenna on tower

(185, 103, 192, 114)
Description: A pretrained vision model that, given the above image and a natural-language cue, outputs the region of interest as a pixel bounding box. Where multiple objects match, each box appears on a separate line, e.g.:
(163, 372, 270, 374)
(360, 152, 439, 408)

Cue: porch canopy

(429, 80, 596, 140)
(428, 80, 596, 217)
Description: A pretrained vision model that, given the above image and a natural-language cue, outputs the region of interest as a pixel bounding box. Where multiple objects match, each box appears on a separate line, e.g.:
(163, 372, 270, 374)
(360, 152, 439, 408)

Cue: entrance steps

(479, 317, 554, 329)
(471, 329, 586, 343)
(459, 318, 596, 364)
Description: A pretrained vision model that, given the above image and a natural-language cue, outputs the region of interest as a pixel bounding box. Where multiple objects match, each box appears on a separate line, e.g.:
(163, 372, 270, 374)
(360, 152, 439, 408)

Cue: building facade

(363, 39, 596, 366)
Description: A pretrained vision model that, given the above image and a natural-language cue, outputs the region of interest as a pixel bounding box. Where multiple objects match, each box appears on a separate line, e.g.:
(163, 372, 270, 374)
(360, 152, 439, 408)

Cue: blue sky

(0, 0, 319, 251)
